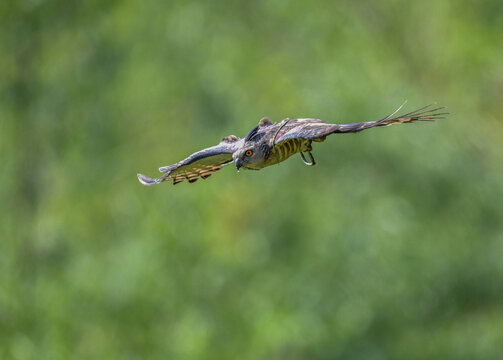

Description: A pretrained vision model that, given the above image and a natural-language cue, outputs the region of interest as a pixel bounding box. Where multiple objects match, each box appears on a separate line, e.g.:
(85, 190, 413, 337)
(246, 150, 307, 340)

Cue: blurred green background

(1, 0, 502, 359)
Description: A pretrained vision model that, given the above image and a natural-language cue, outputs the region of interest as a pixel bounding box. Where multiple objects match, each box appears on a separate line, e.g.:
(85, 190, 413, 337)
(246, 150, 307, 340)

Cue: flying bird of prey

(137, 102, 447, 186)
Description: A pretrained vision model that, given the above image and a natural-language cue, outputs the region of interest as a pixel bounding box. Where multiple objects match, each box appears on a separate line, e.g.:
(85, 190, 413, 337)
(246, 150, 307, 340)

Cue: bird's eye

(245, 150, 253, 157)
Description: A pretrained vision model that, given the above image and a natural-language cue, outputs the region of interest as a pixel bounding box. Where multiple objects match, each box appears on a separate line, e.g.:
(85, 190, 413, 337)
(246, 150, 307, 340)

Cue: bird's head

(234, 120, 273, 171)
(233, 146, 265, 171)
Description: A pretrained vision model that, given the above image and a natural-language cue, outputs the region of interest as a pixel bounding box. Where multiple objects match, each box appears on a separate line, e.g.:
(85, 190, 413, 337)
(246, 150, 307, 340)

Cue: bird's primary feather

(137, 135, 243, 186)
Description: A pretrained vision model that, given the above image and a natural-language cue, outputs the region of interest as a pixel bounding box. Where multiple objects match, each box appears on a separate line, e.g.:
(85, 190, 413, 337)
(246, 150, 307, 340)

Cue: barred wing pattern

(274, 103, 448, 144)
(137, 135, 243, 186)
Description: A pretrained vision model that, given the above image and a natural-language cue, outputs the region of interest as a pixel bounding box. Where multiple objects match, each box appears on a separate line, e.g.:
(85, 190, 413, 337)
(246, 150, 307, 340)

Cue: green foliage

(1, 0, 502, 359)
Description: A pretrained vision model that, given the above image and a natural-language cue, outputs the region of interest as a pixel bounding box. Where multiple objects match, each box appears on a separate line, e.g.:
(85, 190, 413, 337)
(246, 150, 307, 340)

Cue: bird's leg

(300, 141, 316, 166)
(300, 151, 316, 166)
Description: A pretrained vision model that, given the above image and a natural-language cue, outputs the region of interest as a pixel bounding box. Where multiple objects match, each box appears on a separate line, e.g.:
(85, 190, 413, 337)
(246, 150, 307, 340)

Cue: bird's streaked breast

(270, 139, 309, 165)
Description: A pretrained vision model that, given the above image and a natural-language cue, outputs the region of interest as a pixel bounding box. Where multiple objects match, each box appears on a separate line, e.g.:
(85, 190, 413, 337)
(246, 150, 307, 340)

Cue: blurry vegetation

(1, 0, 503, 359)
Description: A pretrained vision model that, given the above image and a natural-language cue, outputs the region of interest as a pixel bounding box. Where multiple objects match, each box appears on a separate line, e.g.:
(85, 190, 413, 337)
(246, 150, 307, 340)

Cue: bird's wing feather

(274, 103, 448, 143)
(137, 136, 243, 186)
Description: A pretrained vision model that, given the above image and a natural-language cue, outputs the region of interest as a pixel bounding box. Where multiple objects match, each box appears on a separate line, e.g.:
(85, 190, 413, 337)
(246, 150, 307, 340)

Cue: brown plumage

(137, 102, 447, 186)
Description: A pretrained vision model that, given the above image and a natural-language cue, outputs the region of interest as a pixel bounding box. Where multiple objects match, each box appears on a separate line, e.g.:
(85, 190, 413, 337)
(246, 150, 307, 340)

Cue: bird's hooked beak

(235, 158, 243, 171)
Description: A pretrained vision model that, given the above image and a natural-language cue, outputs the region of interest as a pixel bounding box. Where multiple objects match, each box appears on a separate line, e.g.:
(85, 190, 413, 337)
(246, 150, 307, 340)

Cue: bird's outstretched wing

(137, 135, 243, 186)
(274, 103, 448, 144)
